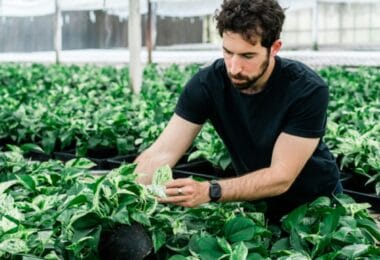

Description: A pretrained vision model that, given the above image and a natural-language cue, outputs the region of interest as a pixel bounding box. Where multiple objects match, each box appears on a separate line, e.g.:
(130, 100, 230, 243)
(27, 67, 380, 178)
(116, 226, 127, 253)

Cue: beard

(228, 53, 270, 91)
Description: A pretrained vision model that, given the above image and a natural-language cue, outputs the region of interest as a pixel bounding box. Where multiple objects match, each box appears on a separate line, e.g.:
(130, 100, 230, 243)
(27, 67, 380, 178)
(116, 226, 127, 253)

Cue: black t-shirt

(175, 56, 340, 216)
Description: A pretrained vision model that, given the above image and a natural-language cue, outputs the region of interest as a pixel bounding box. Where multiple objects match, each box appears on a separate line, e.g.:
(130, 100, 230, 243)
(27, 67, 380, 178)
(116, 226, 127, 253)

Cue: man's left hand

(159, 178, 210, 207)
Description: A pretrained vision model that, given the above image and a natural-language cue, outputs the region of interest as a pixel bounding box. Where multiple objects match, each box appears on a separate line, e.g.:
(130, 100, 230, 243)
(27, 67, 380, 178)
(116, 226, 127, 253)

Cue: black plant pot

(107, 154, 138, 169)
(0, 137, 15, 149)
(24, 150, 52, 162)
(174, 159, 216, 174)
(87, 147, 119, 159)
(53, 149, 77, 162)
(54, 148, 118, 170)
(174, 159, 235, 179)
(86, 147, 120, 170)
(98, 223, 153, 260)
(340, 172, 380, 212)
(172, 169, 215, 180)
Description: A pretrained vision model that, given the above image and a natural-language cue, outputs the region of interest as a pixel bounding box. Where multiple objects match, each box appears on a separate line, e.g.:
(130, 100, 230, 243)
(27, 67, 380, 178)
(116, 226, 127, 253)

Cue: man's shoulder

(279, 57, 327, 88)
(197, 58, 226, 84)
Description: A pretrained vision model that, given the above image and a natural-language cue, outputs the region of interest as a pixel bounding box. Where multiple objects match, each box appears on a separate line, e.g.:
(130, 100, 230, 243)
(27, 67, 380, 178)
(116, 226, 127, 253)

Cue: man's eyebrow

(223, 46, 256, 56)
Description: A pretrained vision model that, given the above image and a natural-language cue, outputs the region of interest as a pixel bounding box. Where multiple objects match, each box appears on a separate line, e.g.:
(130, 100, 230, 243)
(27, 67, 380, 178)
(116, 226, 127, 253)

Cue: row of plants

(1, 147, 379, 259)
(0, 63, 198, 157)
(0, 63, 378, 198)
(320, 67, 380, 197)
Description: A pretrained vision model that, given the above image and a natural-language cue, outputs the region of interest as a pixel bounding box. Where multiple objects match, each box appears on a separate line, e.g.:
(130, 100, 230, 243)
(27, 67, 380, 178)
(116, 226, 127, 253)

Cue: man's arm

(134, 114, 202, 184)
(161, 132, 319, 207)
(219, 132, 319, 201)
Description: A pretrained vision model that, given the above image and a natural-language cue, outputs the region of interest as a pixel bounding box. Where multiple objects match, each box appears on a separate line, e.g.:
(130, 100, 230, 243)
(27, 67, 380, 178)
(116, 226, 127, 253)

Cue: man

(134, 0, 342, 222)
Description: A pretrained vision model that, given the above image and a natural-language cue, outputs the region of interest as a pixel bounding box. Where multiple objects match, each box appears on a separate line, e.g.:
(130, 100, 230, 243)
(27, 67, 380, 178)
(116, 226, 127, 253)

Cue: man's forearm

(218, 167, 293, 202)
(134, 150, 155, 184)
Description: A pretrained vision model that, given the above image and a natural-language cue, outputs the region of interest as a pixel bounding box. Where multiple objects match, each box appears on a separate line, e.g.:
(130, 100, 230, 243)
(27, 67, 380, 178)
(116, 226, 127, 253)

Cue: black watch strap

(209, 180, 222, 202)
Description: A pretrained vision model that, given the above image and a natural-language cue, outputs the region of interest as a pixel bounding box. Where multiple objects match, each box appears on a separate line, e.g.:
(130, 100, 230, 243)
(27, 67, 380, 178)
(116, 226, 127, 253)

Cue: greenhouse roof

(1, 0, 378, 17)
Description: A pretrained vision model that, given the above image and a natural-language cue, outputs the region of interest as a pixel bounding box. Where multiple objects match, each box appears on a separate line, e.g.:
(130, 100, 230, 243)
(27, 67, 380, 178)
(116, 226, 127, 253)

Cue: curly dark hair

(215, 0, 285, 48)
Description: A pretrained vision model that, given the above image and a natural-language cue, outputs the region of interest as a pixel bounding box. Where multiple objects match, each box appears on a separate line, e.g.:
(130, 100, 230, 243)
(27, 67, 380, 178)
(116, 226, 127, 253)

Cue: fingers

(158, 178, 196, 206)
(165, 177, 193, 188)
(165, 187, 186, 197)
(158, 189, 189, 205)
(157, 178, 210, 208)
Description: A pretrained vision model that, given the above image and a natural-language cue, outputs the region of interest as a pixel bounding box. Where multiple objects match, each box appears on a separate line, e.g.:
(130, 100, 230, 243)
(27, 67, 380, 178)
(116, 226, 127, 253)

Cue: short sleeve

(174, 72, 210, 125)
(283, 86, 329, 138)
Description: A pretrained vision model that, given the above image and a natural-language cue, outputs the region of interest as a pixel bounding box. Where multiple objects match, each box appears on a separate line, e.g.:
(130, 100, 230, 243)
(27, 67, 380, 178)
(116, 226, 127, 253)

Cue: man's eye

(224, 50, 232, 55)
(242, 54, 254, 59)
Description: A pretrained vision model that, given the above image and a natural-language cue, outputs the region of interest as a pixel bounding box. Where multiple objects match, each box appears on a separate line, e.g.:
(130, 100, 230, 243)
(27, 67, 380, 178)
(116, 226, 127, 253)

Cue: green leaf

(152, 165, 173, 185)
(0, 238, 29, 255)
(319, 207, 341, 235)
(332, 226, 362, 244)
(189, 235, 225, 260)
(277, 252, 310, 260)
(310, 235, 331, 258)
(65, 157, 96, 169)
(0, 180, 17, 194)
(71, 212, 102, 230)
(247, 252, 267, 260)
(41, 132, 57, 154)
(91, 175, 106, 213)
(344, 202, 372, 216)
(357, 218, 380, 241)
(131, 211, 151, 226)
(168, 255, 188, 260)
(119, 163, 137, 176)
(309, 196, 330, 209)
(339, 244, 370, 258)
(271, 237, 290, 253)
(216, 237, 231, 254)
(152, 229, 167, 253)
(149, 165, 174, 197)
(148, 184, 167, 198)
(219, 157, 231, 171)
(315, 251, 339, 260)
(21, 255, 45, 260)
(282, 205, 307, 232)
(230, 242, 248, 260)
(20, 143, 45, 154)
(37, 230, 53, 247)
(15, 174, 36, 191)
(289, 228, 307, 252)
(0, 216, 18, 233)
(187, 150, 205, 162)
(64, 194, 89, 209)
(111, 206, 130, 224)
(224, 216, 255, 243)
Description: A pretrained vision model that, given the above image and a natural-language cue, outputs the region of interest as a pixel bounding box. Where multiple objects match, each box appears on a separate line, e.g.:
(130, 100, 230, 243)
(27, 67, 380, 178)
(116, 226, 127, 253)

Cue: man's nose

(230, 55, 242, 75)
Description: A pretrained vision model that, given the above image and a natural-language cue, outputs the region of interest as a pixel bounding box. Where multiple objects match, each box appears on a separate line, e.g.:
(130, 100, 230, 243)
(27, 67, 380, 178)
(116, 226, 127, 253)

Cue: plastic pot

(107, 154, 138, 169)
(98, 223, 153, 260)
(340, 172, 380, 212)
(24, 150, 51, 162)
(174, 159, 235, 179)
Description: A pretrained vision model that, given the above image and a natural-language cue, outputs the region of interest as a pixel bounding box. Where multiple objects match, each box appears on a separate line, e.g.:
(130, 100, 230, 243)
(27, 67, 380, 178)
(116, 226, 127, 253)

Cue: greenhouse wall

(0, 1, 379, 52)
(0, 11, 203, 52)
(282, 2, 380, 50)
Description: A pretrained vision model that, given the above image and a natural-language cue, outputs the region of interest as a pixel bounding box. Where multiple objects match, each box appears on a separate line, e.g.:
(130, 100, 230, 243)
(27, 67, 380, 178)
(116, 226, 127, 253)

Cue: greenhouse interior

(0, 0, 379, 259)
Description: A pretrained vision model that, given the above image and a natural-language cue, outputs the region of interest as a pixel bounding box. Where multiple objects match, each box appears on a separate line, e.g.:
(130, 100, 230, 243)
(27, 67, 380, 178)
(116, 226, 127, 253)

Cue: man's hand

(158, 178, 210, 207)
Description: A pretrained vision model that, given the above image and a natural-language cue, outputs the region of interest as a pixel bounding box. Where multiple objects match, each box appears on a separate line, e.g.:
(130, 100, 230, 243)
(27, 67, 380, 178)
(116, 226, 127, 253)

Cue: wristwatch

(209, 180, 222, 202)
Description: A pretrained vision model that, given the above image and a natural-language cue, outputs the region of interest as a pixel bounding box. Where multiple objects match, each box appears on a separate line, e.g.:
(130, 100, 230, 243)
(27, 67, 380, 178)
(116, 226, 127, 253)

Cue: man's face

(222, 31, 271, 92)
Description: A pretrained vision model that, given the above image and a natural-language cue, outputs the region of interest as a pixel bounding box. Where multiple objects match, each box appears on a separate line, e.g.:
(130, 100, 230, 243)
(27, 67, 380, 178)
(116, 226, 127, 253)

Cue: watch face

(209, 181, 221, 201)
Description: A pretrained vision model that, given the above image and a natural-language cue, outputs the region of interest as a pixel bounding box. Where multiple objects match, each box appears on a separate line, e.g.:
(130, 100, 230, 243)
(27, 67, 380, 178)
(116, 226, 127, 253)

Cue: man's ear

(271, 39, 282, 56)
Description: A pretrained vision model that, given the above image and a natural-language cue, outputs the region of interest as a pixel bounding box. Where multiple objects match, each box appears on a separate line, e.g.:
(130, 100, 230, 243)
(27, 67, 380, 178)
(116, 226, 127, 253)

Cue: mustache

(228, 73, 250, 81)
